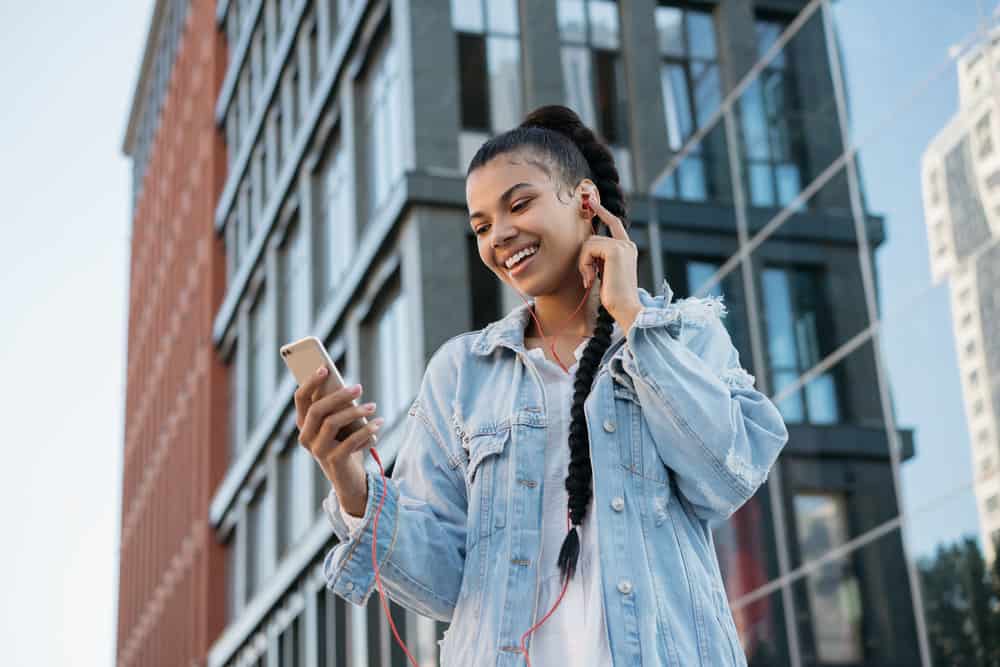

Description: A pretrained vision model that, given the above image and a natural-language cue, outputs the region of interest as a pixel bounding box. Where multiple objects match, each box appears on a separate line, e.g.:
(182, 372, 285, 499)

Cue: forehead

(466, 157, 551, 208)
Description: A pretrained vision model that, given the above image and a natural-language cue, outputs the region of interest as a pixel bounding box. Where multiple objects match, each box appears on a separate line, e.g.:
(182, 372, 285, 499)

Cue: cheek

(477, 244, 502, 276)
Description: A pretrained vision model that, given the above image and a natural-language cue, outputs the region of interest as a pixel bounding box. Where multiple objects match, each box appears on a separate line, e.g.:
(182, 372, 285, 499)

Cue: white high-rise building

(921, 30, 1000, 566)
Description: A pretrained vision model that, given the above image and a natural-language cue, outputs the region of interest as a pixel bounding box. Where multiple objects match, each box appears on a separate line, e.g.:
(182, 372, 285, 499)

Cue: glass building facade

(191, 1, 1000, 665)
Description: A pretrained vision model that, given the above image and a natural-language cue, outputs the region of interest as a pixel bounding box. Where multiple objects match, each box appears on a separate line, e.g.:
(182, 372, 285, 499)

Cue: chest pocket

(463, 425, 511, 547)
(608, 366, 672, 487)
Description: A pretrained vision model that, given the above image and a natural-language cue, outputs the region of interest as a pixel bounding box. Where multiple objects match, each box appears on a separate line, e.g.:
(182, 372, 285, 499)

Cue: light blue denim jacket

(322, 280, 789, 666)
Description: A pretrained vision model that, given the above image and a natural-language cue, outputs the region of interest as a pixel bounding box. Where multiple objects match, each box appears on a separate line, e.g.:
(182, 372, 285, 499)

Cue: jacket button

(611, 496, 625, 512)
(345, 581, 354, 591)
(603, 419, 616, 433)
(618, 579, 633, 594)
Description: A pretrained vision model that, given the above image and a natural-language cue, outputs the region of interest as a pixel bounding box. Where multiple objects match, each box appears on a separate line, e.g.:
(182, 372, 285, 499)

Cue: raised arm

(621, 296, 789, 523)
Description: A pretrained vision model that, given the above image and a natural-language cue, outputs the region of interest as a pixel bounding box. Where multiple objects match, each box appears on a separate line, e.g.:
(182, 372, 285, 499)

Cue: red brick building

(118, 1, 230, 664)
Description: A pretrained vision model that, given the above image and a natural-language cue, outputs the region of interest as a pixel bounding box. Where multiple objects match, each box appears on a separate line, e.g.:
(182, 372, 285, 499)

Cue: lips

(500, 242, 540, 269)
(507, 245, 538, 276)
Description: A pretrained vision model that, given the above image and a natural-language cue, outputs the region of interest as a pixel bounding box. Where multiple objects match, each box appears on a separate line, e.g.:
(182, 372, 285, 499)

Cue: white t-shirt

(520, 323, 621, 667)
(335, 323, 624, 666)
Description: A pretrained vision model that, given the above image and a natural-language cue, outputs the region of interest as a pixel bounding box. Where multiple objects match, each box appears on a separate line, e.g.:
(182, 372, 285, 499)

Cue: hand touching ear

(577, 191, 643, 332)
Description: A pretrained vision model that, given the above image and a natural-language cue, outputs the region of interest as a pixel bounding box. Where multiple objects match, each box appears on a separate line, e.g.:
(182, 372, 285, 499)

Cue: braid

(532, 108, 626, 584)
(471, 105, 630, 584)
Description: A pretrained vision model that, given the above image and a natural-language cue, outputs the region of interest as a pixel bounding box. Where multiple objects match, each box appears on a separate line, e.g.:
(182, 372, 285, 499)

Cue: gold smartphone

(279, 336, 376, 457)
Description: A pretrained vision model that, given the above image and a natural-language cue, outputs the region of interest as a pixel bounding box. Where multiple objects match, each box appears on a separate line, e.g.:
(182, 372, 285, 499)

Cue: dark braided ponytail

(467, 105, 630, 584)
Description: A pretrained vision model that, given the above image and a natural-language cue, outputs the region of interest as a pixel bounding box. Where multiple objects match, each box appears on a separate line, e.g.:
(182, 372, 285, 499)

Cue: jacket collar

(470, 280, 675, 356)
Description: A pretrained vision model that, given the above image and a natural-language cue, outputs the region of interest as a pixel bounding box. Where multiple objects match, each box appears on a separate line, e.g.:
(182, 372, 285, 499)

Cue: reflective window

(245, 479, 274, 602)
(370, 277, 417, 425)
(258, 143, 269, 211)
(363, 28, 404, 219)
(454, 0, 523, 169)
(451, 0, 484, 33)
(457, 34, 489, 132)
(317, 588, 348, 667)
(225, 529, 238, 622)
(558, 0, 632, 190)
(315, 134, 354, 301)
(277, 436, 314, 560)
(279, 213, 310, 359)
(248, 284, 272, 429)
(306, 15, 319, 95)
(277, 615, 302, 666)
(793, 493, 864, 663)
(761, 265, 840, 424)
(655, 4, 721, 201)
(739, 17, 806, 209)
(229, 344, 242, 458)
(271, 105, 284, 179)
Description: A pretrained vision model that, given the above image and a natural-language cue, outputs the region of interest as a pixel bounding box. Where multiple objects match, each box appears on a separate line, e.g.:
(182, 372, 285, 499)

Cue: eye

(512, 199, 531, 212)
(474, 224, 490, 236)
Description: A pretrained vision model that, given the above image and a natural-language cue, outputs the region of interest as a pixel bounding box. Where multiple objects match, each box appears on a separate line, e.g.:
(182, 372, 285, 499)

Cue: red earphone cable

(515, 277, 596, 373)
(369, 447, 420, 667)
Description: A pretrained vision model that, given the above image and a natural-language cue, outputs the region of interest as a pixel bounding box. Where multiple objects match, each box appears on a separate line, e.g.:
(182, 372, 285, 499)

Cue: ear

(575, 179, 600, 211)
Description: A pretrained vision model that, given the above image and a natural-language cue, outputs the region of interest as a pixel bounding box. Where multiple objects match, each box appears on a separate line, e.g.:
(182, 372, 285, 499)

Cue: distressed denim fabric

(321, 280, 789, 666)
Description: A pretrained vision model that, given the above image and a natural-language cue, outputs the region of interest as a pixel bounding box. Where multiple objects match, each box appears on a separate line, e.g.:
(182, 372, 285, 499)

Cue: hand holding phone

(280, 336, 381, 515)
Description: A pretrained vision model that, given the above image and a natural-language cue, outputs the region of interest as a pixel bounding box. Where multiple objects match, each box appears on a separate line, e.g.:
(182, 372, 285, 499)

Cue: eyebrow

(469, 183, 535, 224)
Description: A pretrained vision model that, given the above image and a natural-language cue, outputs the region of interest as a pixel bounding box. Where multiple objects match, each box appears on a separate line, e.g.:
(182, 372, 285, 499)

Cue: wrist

(328, 461, 369, 517)
(613, 302, 643, 335)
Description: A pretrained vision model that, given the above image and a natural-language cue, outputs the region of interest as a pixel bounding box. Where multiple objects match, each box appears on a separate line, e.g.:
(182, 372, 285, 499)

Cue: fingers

(294, 365, 329, 429)
(579, 248, 601, 290)
(336, 417, 386, 458)
(299, 384, 366, 449)
(592, 201, 628, 241)
(311, 413, 385, 466)
(580, 191, 629, 241)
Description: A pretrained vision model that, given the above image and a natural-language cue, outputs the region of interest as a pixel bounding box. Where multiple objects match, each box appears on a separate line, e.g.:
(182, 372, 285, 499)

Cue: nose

(491, 221, 517, 249)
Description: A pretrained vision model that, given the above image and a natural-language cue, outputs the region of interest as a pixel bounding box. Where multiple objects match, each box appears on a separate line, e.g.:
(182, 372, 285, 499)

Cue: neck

(525, 279, 601, 339)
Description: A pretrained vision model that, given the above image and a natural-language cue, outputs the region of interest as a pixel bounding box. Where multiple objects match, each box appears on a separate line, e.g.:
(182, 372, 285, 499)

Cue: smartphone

(279, 336, 376, 460)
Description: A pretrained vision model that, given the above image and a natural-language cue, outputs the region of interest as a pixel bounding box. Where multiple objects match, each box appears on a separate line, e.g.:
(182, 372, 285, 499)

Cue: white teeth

(505, 244, 539, 269)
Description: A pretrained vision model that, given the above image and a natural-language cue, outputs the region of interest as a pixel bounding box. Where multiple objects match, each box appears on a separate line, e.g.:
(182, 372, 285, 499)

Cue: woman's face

(466, 154, 596, 296)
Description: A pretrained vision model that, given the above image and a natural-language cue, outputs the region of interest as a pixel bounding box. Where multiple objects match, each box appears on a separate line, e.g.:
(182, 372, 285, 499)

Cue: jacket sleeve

(321, 352, 468, 622)
(620, 296, 789, 523)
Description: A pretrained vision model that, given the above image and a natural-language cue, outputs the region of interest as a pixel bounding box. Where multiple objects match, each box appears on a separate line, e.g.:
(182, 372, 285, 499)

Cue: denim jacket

(322, 280, 789, 666)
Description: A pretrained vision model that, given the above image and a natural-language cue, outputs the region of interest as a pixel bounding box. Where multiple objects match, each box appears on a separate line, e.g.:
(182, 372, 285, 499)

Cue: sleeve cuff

(320, 475, 376, 542)
(322, 470, 401, 606)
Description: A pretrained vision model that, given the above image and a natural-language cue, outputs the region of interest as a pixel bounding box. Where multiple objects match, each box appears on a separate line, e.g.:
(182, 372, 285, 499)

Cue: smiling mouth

(504, 244, 540, 275)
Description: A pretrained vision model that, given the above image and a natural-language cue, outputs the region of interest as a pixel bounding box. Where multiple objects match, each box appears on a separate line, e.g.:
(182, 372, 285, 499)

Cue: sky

(0, 1, 993, 666)
(0, 1, 154, 665)
(832, 0, 995, 559)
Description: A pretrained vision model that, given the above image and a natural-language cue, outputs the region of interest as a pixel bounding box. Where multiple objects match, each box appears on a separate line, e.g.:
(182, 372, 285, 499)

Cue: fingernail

(372, 417, 385, 428)
(352, 384, 362, 393)
(318, 367, 327, 376)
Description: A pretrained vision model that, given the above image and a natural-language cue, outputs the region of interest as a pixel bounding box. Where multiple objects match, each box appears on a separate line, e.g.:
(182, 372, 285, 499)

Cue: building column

(619, 0, 670, 193)
(393, 0, 461, 172)
(716, 0, 758, 91)
(411, 207, 472, 361)
(518, 0, 566, 111)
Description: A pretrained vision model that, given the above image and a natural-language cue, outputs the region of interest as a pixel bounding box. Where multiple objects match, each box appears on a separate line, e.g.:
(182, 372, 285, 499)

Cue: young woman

(294, 105, 789, 666)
